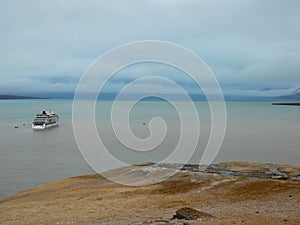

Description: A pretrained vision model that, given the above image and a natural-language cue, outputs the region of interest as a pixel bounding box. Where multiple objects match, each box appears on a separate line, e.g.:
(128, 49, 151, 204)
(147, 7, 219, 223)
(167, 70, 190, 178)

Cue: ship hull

(32, 122, 59, 130)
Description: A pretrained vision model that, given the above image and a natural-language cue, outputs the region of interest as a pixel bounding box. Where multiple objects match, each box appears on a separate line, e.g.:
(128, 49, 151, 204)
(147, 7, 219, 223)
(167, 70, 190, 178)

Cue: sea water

(0, 99, 299, 197)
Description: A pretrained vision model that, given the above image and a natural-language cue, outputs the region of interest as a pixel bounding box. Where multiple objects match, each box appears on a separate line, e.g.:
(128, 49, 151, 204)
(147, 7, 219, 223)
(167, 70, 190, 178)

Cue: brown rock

(173, 207, 214, 220)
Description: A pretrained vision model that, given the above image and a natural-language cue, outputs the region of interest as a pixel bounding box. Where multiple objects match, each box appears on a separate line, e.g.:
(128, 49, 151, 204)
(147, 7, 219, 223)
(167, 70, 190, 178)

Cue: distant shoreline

(0, 95, 47, 100)
(272, 102, 300, 106)
(1, 95, 299, 103)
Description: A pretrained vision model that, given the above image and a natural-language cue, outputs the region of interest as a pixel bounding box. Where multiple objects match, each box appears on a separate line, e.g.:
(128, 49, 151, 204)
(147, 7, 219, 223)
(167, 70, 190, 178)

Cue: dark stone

(173, 207, 213, 220)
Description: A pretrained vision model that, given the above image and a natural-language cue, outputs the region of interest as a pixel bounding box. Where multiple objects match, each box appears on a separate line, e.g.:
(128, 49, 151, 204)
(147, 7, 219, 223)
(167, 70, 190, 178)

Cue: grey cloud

(0, 0, 299, 95)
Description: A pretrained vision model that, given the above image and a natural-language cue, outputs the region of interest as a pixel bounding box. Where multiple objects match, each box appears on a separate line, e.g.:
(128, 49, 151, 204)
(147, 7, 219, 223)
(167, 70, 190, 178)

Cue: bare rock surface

(0, 161, 299, 225)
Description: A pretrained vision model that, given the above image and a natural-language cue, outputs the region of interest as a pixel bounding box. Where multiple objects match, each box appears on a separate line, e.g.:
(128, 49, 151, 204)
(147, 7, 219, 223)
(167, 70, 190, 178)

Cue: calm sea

(0, 99, 299, 197)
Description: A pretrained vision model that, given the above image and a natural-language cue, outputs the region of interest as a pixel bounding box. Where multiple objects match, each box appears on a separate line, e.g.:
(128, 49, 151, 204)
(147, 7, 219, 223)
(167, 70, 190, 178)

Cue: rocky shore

(0, 161, 299, 225)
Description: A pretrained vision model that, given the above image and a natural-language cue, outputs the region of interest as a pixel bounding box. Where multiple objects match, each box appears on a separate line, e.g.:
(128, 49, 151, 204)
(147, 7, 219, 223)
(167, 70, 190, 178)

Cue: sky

(0, 0, 299, 98)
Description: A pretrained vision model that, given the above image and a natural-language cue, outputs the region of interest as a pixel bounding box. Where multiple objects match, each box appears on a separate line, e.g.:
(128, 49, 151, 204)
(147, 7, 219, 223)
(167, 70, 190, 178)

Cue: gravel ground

(0, 162, 299, 225)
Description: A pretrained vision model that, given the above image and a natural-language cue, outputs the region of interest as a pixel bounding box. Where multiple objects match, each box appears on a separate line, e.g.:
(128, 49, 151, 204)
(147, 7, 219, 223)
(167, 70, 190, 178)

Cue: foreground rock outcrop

(0, 162, 299, 225)
(172, 207, 214, 220)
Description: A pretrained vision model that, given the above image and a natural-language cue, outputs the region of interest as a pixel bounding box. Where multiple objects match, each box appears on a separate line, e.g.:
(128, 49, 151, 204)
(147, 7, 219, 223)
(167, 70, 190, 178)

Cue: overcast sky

(0, 0, 299, 97)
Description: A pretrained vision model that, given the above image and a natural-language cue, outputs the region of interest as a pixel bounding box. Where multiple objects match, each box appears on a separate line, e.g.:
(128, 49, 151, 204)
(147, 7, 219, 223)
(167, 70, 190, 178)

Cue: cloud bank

(0, 0, 299, 97)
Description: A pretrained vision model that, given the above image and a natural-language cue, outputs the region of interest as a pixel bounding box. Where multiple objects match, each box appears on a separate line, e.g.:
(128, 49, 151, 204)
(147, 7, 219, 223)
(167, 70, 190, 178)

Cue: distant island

(272, 102, 300, 106)
(0, 95, 46, 100)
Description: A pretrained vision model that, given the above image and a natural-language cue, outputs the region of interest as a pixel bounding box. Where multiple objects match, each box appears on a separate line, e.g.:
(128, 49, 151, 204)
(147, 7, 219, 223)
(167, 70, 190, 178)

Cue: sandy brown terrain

(0, 162, 299, 225)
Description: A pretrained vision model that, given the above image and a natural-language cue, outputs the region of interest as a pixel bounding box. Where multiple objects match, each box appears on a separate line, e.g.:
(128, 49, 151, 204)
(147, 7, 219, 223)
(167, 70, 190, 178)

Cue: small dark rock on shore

(172, 207, 214, 220)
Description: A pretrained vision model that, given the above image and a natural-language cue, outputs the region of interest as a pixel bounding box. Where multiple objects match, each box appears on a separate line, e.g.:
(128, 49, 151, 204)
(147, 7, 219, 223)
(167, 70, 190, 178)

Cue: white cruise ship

(32, 110, 59, 130)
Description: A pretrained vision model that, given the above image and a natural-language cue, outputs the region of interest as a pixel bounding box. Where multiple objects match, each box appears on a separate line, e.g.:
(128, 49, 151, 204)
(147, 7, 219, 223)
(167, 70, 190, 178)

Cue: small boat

(32, 110, 59, 130)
